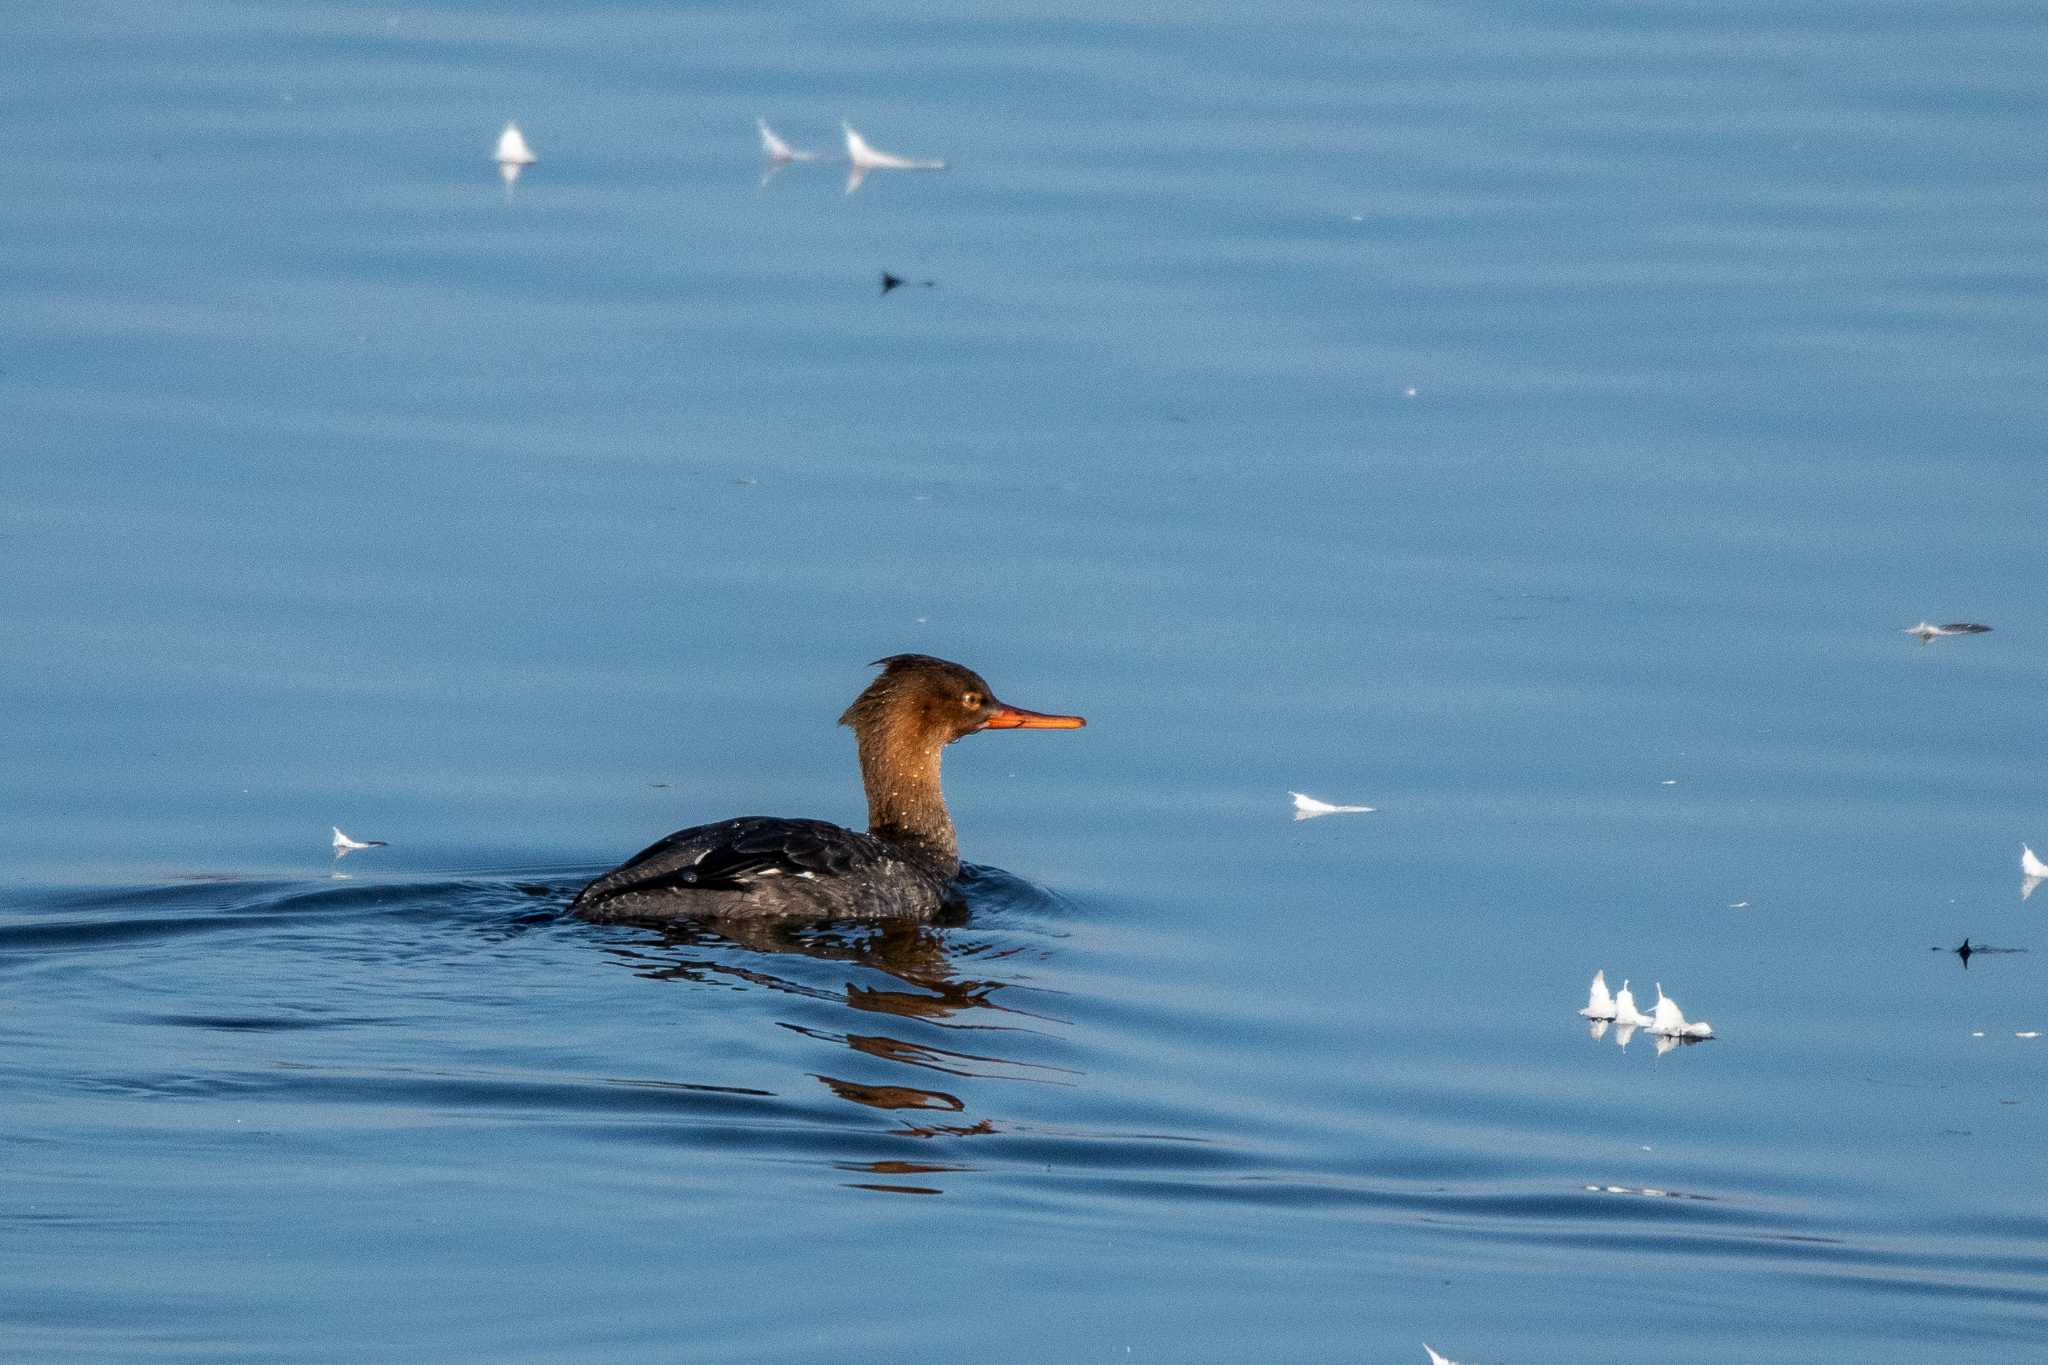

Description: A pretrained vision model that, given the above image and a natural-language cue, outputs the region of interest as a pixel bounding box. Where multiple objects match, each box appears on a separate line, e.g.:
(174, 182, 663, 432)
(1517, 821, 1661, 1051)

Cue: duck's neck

(854, 721, 959, 878)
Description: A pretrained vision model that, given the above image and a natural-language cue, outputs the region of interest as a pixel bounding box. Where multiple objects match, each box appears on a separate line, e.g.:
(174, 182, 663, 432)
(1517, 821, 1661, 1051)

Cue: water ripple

(5, 868, 2044, 1353)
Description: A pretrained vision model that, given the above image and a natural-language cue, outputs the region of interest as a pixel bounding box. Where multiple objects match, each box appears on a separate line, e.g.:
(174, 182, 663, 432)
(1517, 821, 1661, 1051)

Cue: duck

(570, 655, 1084, 923)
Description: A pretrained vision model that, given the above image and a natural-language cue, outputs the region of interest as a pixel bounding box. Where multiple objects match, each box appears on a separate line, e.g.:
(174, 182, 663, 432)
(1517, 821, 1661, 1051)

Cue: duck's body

(570, 655, 1082, 924)
(570, 816, 955, 922)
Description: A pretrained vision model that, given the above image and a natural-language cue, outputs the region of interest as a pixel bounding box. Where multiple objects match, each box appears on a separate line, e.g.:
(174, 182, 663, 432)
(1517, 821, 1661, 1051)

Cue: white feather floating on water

(332, 826, 387, 861)
(755, 119, 822, 185)
(1902, 620, 1991, 643)
(1647, 982, 1712, 1039)
(1290, 791, 1375, 821)
(494, 121, 535, 166)
(756, 118, 818, 164)
(1649, 982, 1682, 1034)
(1423, 1347, 1463, 1365)
(495, 121, 535, 191)
(842, 121, 945, 193)
(1581, 972, 1711, 1042)
(2023, 844, 2048, 878)
(1611, 978, 1652, 1028)
(1578, 969, 1616, 1019)
(843, 121, 945, 171)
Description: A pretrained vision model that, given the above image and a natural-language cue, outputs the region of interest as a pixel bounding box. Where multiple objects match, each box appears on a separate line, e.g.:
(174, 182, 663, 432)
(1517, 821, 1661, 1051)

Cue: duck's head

(839, 654, 1085, 748)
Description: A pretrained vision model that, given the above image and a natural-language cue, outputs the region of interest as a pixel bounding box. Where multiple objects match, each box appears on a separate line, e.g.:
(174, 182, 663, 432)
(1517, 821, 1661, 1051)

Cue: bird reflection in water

(597, 895, 1074, 1177)
(606, 916, 1048, 1030)
(815, 1076, 963, 1112)
(836, 1158, 968, 1196)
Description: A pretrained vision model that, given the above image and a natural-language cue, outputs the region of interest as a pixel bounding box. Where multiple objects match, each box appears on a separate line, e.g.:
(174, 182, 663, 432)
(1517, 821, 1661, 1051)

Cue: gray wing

(571, 817, 891, 906)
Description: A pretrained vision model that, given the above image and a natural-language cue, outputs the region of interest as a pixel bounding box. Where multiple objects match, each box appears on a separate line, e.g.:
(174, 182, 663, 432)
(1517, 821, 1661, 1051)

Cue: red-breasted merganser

(570, 655, 1084, 923)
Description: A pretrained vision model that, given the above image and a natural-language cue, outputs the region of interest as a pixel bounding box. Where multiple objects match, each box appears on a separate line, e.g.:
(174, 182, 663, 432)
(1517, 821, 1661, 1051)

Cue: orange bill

(982, 703, 1086, 730)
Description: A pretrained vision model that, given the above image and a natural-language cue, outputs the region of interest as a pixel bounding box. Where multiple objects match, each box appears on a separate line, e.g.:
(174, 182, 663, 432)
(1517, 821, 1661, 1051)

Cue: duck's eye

(962, 691, 982, 709)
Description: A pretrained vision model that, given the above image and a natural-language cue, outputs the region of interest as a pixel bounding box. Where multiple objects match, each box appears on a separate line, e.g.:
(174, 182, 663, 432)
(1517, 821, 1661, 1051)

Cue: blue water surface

(5, 2, 2047, 1361)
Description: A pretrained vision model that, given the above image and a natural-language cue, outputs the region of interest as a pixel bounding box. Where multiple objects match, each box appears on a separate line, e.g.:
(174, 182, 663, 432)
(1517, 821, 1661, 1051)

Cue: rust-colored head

(838, 655, 1085, 746)
(835, 655, 1082, 874)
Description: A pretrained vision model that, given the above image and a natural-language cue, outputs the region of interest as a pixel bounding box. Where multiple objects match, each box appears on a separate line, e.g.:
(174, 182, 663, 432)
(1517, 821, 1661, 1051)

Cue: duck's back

(568, 816, 953, 923)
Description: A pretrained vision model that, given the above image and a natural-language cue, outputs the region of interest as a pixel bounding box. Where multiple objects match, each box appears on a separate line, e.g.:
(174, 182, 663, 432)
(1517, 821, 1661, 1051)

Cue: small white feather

(1611, 979, 1651, 1028)
(495, 121, 535, 166)
(1578, 969, 1615, 1019)
(1290, 791, 1375, 821)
